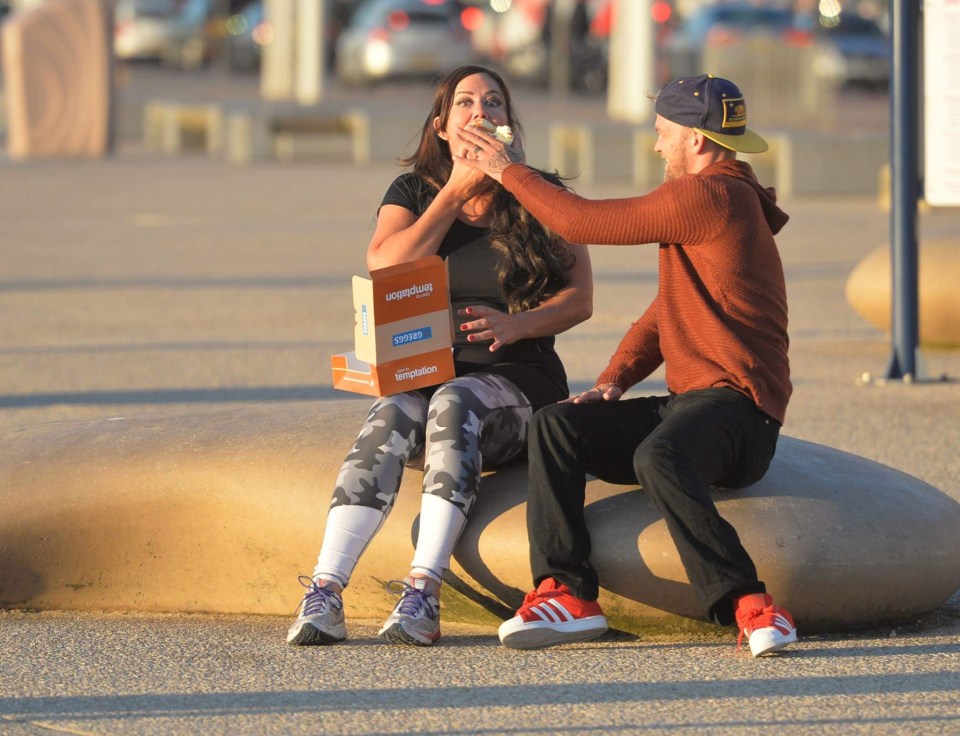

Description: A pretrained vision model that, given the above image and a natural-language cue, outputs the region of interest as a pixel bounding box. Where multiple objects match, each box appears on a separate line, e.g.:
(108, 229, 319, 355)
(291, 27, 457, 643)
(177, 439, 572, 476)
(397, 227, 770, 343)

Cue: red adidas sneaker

(735, 592, 798, 657)
(498, 577, 608, 650)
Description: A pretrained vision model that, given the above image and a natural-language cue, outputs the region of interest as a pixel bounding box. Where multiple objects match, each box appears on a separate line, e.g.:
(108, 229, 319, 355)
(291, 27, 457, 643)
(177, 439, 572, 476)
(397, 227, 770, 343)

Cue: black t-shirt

(379, 172, 568, 411)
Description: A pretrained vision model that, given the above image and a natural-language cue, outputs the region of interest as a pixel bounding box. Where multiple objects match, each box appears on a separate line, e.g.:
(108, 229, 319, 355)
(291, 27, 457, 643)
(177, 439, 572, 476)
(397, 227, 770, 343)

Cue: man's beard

(663, 147, 689, 182)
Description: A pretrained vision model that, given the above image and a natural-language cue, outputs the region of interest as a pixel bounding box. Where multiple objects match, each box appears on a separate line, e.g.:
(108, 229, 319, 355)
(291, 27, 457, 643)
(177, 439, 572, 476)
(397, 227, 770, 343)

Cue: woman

(287, 65, 593, 647)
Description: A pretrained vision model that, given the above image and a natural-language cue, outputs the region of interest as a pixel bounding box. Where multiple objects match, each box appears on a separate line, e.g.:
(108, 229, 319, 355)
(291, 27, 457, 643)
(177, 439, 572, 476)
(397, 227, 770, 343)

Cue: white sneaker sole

(286, 615, 347, 645)
(748, 627, 798, 657)
(378, 620, 440, 646)
(498, 615, 608, 650)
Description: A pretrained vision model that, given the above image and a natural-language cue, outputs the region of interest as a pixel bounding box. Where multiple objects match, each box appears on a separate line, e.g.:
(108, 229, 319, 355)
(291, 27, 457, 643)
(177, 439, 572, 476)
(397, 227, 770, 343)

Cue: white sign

(924, 0, 960, 206)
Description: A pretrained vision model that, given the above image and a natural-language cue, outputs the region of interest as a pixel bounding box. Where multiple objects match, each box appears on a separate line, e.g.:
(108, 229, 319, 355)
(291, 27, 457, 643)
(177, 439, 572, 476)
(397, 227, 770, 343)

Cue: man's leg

(498, 396, 667, 649)
(527, 396, 668, 599)
(631, 388, 779, 624)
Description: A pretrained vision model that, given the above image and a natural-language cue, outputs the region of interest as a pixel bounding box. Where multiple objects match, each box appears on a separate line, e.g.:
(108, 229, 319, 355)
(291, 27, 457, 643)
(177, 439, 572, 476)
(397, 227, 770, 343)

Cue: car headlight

(364, 37, 391, 76)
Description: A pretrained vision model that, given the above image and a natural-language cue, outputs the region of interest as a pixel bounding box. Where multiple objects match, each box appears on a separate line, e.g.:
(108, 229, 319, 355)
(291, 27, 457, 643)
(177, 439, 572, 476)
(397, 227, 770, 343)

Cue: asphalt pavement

(1, 66, 959, 735)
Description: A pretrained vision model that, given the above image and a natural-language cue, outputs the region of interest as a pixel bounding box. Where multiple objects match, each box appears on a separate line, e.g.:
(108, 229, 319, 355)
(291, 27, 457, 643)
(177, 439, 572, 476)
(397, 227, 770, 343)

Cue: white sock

(410, 494, 468, 577)
(313, 504, 388, 587)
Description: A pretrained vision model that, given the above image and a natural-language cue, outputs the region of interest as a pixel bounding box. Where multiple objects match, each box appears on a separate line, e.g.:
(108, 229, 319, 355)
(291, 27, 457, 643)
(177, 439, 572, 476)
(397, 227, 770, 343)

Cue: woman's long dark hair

(399, 65, 574, 314)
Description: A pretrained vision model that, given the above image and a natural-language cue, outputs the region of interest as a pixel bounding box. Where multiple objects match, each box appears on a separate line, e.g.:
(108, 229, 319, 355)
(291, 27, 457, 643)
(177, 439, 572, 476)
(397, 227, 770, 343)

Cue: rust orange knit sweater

(501, 159, 792, 424)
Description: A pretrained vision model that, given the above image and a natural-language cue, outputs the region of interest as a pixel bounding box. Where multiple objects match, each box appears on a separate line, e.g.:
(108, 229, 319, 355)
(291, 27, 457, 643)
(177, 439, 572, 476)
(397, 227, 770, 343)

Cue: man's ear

(690, 130, 707, 152)
(434, 116, 448, 141)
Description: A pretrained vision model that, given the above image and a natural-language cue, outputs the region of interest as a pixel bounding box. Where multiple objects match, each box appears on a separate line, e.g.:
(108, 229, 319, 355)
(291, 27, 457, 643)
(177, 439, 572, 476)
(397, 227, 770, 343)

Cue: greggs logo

(385, 283, 433, 302)
(722, 97, 747, 129)
(395, 365, 439, 382)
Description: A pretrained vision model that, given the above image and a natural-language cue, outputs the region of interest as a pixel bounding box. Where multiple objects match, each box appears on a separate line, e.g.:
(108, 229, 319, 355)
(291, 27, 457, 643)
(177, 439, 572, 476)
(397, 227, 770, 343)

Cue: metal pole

(884, 0, 920, 380)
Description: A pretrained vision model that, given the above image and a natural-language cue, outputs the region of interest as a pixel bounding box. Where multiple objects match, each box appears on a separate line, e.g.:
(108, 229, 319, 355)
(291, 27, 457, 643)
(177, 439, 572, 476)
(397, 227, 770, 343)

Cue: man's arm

(596, 297, 664, 391)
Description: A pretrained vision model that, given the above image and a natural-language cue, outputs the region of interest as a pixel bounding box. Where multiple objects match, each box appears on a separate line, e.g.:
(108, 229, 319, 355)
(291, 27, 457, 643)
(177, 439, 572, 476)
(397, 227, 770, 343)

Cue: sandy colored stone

(2, 400, 959, 633)
(846, 240, 960, 348)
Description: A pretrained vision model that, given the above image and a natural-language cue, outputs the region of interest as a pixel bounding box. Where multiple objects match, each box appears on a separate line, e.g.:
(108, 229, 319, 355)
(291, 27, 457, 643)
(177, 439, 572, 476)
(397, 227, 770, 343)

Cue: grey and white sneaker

(378, 577, 441, 646)
(286, 576, 347, 645)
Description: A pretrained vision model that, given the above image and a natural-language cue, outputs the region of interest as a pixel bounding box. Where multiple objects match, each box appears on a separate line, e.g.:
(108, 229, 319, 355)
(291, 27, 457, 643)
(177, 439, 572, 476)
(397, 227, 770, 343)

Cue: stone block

(2, 401, 959, 633)
(845, 239, 960, 349)
(1, 0, 111, 159)
(143, 101, 223, 156)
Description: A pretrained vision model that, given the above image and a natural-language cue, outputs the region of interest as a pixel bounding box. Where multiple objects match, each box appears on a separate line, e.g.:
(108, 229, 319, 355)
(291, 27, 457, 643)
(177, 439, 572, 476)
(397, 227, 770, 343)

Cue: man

(457, 74, 797, 656)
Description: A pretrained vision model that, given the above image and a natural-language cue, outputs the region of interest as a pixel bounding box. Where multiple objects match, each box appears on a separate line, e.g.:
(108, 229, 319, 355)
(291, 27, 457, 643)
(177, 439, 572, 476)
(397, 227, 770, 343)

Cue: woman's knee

(369, 393, 428, 427)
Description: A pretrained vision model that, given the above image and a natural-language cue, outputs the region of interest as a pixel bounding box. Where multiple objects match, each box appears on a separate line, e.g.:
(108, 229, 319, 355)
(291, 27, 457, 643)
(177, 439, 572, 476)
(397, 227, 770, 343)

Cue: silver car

(335, 0, 474, 85)
(114, 0, 179, 61)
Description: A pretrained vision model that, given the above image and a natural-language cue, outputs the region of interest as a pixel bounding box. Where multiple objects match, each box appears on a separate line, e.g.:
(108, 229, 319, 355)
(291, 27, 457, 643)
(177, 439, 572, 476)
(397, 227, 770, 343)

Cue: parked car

(160, 0, 228, 71)
(812, 12, 890, 90)
(335, 0, 474, 85)
(660, 4, 808, 80)
(224, 0, 267, 71)
(113, 0, 179, 61)
(224, 0, 358, 73)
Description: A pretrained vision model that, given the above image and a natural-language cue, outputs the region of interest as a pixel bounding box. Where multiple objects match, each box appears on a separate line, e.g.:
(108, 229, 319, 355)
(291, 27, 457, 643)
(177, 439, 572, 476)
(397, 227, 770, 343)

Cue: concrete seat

(846, 239, 960, 350)
(143, 101, 224, 156)
(2, 400, 959, 633)
(222, 105, 370, 166)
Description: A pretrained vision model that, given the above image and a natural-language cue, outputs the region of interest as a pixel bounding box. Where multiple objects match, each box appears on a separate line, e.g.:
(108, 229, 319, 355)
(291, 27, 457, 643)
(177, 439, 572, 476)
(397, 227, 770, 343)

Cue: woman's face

(435, 73, 509, 157)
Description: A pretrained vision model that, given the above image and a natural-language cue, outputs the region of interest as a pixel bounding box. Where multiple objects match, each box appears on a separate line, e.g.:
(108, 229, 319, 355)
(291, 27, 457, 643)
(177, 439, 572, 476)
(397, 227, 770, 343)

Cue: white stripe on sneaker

(544, 599, 575, 622)
(772, 614, 793, 634)
(532, 603, 562, 624)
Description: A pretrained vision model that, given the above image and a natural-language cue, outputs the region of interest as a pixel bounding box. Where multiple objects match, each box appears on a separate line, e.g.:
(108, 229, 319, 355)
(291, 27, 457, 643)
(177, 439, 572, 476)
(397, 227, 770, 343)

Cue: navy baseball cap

(654, 74, 768, 154)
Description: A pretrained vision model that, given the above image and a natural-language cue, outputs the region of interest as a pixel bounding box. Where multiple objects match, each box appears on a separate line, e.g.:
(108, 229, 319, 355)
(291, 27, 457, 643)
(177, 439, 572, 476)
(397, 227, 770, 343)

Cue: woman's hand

(444, 155, 490, 202)
(565, 384, 623, 403)
(453, 127, 525, 182)
(458, 306, 529, 352)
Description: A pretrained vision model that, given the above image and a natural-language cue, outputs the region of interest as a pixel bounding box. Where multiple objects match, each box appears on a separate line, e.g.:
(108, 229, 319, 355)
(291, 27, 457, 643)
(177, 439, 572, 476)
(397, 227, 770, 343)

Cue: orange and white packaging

(331, 255, 455, 397)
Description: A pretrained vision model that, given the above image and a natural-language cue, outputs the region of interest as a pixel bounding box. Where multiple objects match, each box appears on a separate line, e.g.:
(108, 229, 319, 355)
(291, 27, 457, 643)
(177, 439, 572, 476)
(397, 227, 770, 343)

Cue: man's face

(654, 114, 693, 182)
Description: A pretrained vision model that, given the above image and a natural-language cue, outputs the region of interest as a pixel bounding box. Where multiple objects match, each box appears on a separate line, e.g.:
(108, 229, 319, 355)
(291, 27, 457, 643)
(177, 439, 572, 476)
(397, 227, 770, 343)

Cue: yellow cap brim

(695, 127, 769, 154)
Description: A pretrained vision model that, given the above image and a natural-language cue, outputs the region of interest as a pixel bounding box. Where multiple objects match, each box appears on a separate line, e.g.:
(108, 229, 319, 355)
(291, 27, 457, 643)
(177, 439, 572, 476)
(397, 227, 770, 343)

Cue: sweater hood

(707, 159, 789, 235)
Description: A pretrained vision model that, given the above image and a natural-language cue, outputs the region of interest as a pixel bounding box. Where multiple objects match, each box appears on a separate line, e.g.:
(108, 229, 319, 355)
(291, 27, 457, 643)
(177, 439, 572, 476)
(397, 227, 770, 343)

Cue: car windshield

(687, 7, 795, 38)
(123, 0, 177, 19)
(352, 0, 454, 28)
(819, 13, 886, 36)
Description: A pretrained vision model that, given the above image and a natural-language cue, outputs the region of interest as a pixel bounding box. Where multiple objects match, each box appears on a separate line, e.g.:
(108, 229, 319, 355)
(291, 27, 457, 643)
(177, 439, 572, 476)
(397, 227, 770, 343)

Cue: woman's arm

(366, 166, 489, 272)
(458, 242, 593, 351)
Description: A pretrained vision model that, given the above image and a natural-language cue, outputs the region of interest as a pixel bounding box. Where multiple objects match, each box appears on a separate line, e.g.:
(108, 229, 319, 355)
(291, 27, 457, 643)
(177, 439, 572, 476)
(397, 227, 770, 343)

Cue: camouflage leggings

(330, 372, 533, 518)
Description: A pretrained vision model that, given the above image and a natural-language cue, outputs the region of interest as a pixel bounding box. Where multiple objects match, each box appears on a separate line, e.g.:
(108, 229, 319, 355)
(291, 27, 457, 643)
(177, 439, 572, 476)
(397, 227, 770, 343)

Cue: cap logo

(722, 97, 747, 130)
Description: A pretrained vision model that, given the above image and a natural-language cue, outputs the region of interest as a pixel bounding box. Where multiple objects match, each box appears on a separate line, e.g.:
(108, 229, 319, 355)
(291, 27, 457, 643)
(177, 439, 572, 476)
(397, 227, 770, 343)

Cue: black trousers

(527, 387, 780, 625)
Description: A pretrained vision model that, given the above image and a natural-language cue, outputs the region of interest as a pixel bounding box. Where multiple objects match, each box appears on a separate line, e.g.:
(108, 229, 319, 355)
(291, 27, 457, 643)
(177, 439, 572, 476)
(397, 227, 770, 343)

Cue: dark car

(813, 12, 890, 90)
(224, 0, 357, 72)
(661, 4, 807, 80)
(224, 0, 267, 71)
(160, 0, 226, 70)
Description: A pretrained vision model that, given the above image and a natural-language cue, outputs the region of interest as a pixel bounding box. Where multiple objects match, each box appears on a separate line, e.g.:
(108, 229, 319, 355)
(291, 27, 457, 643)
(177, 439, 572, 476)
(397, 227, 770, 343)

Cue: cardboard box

(331, 255, 454, 397)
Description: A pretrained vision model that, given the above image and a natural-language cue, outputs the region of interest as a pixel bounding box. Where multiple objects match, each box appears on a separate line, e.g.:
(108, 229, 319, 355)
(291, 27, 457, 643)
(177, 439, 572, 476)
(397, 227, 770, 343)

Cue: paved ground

(1, 67, 959, 734)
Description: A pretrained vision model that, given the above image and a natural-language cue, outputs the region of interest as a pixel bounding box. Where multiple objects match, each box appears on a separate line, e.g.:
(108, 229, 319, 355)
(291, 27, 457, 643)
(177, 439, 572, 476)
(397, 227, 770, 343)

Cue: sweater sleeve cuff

(500, 163, 532, 190)
(597, 370, 630, 390)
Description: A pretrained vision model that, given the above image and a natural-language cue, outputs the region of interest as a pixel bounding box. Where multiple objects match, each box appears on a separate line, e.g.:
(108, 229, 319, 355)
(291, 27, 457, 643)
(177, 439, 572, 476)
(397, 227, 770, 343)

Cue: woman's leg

(380, 374, 533, 646)
(288, 392, 428, 646)
(412, 373, 532, 578)
(312, 391, 430, 586)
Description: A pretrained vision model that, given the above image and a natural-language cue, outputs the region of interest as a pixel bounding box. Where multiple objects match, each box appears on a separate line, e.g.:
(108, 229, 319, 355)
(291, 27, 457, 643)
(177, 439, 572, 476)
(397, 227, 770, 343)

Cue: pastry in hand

(470, 119, 514, 145)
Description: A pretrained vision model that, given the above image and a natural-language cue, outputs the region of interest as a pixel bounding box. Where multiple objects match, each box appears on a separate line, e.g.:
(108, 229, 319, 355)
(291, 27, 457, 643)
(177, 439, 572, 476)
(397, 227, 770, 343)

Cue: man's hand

(453, 127, 525, 182)
(565, 384, 623, 403)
